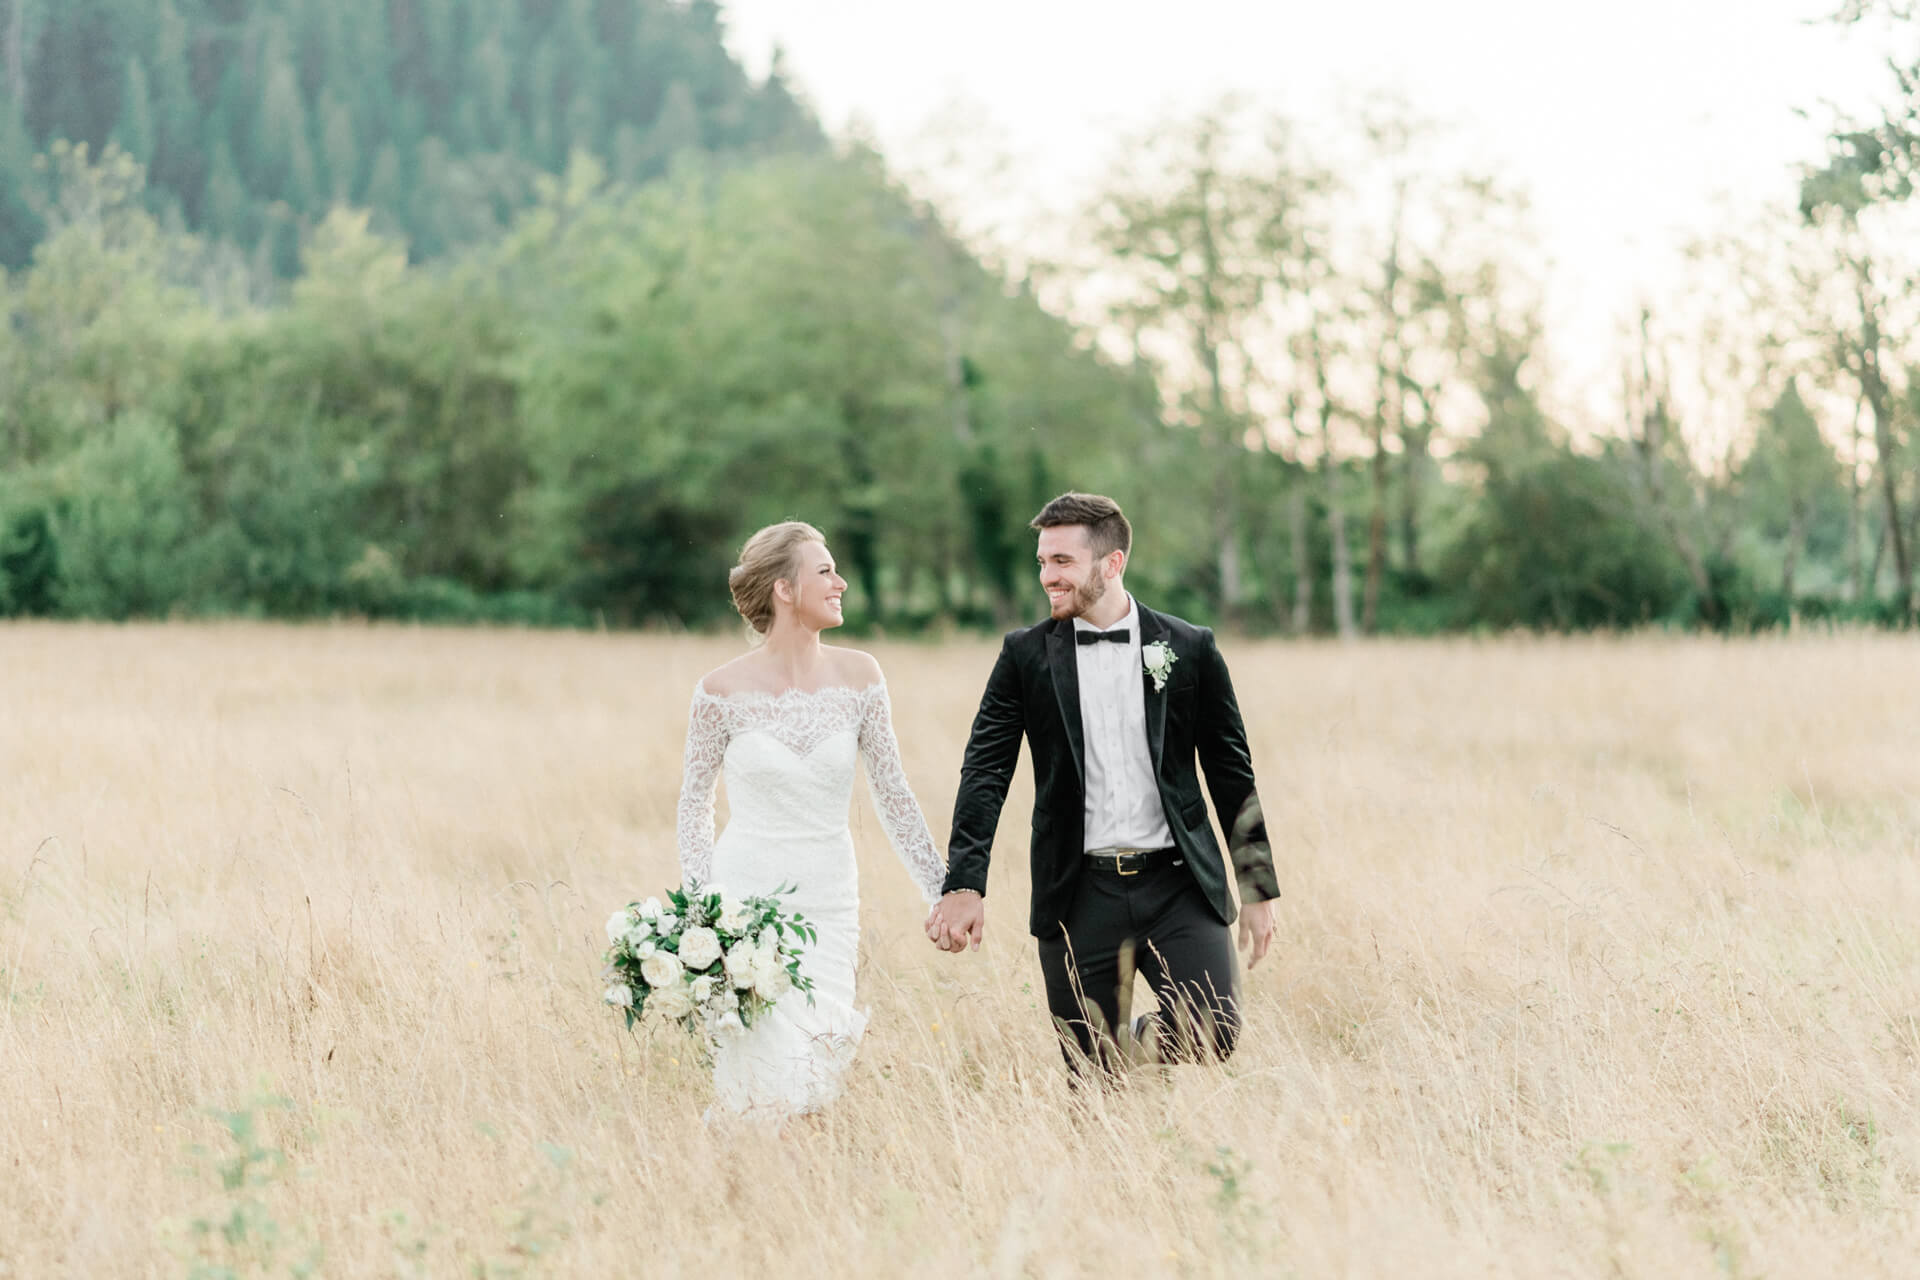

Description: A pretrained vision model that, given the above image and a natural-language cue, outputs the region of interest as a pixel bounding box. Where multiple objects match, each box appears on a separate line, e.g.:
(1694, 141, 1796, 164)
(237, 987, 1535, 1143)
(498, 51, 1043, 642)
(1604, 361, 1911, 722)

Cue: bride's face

(781, 541, 847, 631)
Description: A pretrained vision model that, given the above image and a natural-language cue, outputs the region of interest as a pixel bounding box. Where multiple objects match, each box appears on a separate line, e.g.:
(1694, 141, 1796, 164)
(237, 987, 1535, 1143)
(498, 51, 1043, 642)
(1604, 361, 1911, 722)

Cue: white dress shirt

(1072, 596, 1174, 852)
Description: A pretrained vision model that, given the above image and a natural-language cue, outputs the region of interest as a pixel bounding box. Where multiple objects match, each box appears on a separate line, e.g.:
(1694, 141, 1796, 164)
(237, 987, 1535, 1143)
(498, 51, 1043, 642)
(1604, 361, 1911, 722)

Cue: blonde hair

(728, 521, 826, 635)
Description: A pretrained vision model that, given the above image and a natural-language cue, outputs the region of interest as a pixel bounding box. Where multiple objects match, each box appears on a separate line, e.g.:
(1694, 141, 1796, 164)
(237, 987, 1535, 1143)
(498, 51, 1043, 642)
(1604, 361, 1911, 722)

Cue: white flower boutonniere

(1142, 641, 1177, 692)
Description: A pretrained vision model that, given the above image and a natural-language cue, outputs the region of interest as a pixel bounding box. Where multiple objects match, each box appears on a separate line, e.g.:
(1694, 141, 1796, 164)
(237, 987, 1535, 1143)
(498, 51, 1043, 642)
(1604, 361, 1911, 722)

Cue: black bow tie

(1076, 628, 1130, 646)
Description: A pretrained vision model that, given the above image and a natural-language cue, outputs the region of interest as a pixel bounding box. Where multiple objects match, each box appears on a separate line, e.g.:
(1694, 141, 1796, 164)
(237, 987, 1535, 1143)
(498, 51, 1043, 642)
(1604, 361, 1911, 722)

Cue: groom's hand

(936, 890, 985, 953)
(1237, 898, 1276, 970)
(923, 900, 972, 952)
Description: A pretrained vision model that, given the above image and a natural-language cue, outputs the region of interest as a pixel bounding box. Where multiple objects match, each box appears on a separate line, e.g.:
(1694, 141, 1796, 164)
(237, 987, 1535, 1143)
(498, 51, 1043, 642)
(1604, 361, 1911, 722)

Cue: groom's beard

(1053, 570, 1106, 619)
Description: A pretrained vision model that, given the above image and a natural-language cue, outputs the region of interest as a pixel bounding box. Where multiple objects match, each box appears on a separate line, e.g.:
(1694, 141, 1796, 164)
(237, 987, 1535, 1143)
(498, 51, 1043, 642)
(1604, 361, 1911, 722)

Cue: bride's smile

(785, 545, 849, 632)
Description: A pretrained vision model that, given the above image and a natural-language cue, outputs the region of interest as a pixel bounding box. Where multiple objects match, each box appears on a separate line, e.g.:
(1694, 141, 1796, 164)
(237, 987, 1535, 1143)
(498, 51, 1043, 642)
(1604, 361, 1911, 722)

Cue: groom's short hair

(1030, 492, 1132, 561)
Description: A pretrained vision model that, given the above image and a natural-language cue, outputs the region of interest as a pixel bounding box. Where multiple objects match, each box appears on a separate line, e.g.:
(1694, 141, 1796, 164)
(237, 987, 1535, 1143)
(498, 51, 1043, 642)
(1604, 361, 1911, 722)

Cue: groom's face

(1037, 525, 1109, 621)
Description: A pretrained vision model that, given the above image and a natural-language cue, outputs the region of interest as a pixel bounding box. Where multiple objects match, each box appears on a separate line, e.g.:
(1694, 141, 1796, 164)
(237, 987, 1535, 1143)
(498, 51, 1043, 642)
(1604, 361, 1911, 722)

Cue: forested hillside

(0, 2, 1152, 629)
(2, 2, 1917, 633)
(0, 0, 820, 269)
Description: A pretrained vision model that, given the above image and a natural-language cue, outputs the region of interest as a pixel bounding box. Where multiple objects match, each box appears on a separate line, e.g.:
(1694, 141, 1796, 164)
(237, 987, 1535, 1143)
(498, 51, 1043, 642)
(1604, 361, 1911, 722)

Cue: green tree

(1086, 100, 1322, 625)
(1444, 339, 1688, 629)
(1623, 308, 1724, 624)
(641, 80, 702, 179)
(112, 56, 155, 167)
(42, 410, 199, 618)
(0, 506, 60, 616)
(363, 142, 406, 235)
(202, 140, 255, 245)
(1811, 3, 1920, 216)
(15, 143, 205, 454)
(0, 94, 37, 264)
(1741, 377, 1845, 600)
(318, 91, 358, 204)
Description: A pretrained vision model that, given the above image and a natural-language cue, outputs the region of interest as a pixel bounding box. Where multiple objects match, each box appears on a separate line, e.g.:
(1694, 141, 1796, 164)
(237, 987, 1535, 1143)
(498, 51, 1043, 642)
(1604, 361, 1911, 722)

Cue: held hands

(1237, 897, 1277, 970)
(924, 890, 986, 954)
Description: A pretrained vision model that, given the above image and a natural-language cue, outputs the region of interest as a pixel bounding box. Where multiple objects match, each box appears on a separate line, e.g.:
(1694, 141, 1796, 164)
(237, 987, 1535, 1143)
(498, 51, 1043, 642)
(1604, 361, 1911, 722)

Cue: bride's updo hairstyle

(729, 520, 826, 635)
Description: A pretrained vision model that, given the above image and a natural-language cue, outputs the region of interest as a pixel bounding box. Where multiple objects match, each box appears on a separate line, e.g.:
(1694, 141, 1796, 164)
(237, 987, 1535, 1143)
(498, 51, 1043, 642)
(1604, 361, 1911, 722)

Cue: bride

(676, 520, 947, 1120)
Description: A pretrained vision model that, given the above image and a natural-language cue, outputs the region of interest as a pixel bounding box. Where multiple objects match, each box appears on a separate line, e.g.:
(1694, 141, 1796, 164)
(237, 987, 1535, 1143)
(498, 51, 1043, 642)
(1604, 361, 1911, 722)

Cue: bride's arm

(856, 683, 946, 907)
(675, 689, 728, 885)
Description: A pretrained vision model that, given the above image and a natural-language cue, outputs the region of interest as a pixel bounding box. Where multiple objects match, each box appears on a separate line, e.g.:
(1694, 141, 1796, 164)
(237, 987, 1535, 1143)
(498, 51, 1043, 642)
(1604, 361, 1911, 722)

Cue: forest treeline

(0, 0, 820, 270)
(3, 0, 1920, 633)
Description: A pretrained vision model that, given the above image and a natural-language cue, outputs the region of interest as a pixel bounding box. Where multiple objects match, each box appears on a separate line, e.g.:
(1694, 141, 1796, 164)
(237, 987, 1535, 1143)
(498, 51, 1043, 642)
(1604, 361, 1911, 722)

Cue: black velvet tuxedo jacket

(941, 602, 1280, 939)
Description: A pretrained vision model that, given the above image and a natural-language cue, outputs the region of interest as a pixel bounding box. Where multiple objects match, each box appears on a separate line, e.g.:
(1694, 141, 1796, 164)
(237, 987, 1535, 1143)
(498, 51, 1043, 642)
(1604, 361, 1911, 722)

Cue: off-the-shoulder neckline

(693, 680, 886, 703)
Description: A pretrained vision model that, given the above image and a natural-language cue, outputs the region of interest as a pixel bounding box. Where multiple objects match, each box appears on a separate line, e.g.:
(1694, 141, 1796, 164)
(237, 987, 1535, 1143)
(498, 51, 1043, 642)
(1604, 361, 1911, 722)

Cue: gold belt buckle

(1116, 848, 1140, 876)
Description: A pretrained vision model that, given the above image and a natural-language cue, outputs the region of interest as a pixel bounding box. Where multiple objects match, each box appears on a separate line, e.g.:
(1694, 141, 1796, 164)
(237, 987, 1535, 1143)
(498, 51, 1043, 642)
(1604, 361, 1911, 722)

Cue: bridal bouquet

(602, 881, 816, 1054)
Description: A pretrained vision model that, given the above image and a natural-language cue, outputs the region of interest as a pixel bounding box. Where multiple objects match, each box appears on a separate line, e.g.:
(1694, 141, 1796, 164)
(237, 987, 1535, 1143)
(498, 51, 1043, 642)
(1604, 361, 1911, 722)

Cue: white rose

(724, 947, 756, 989)
(634, 939, 658, 960)
(656, 913, 679, 934)
(649, 986, 693, 1021)
(753, 939, 785, 975)
(709, 1009, 746, 1041)
(603, 983, 634, 1008)
(639, 950, 683, 990)
(639, 898, 662, 921)
(605, 908, 633, 944)
(753, 963, 793, 1002)
(689, 975, 715, 1004)
(623, 922, 652, 951)
(748, 947, 776, 986)
(677, 926, 722, 971)
(715, 897, 754, 936)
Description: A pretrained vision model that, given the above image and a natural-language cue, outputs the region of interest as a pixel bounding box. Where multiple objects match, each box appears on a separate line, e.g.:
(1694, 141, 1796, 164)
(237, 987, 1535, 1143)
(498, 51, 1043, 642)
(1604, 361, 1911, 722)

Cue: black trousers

(1036, 855, 1242, 1076)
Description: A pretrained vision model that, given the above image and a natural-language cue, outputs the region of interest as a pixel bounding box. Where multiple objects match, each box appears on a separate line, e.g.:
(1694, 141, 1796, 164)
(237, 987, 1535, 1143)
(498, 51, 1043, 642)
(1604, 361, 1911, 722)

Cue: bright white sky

(721, 0, 1904, 425)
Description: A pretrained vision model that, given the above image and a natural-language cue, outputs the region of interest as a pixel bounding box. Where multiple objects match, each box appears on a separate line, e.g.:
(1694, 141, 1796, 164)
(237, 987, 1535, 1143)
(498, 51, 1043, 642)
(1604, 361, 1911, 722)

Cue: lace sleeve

(675, 688, 728, 885)
(857, 683, 946, 906)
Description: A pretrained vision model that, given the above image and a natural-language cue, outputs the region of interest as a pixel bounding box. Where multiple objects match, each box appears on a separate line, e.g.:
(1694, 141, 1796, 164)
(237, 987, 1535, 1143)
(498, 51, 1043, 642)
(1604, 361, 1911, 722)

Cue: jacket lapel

(1045, 619, 1087, 784)
(1138, 604, 1169, 774)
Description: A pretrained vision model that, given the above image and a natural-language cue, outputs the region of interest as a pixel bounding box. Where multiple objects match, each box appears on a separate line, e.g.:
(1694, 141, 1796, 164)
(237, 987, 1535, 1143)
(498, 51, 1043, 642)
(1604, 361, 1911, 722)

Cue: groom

(930, 492, 1279, 1074)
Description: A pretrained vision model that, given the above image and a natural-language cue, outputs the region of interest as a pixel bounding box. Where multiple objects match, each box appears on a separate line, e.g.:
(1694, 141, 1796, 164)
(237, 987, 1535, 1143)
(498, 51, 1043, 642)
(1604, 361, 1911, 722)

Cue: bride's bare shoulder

(823, 646, 884, 689)
(695, 654, 768, 698)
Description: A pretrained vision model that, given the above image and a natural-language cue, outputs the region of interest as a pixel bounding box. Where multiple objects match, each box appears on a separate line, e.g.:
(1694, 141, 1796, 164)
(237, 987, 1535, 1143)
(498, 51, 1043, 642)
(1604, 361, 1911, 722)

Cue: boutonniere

(1142, 641, 1177, 692)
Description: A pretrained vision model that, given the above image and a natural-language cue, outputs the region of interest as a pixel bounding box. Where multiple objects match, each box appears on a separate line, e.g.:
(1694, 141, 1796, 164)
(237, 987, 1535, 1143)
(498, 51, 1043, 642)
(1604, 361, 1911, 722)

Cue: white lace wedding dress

(677, 681, 945, 1118)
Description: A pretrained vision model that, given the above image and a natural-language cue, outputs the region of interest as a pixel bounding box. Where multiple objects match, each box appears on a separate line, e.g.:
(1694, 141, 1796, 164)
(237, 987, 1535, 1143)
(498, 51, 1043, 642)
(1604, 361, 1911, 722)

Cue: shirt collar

(1072, 593, 1138, 637)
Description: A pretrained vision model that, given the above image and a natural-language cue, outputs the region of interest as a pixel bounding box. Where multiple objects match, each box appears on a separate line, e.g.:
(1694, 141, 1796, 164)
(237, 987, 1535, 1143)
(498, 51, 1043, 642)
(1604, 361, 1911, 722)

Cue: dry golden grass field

(4, 622, 1920, 1277)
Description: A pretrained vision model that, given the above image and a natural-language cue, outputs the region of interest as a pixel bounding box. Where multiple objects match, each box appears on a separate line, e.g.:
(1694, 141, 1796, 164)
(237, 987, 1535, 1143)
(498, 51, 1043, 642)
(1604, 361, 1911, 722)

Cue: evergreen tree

(147, 2, 193, 191)
(610, 120, 645, 185)
(642, 80, 700, 178)
(363, 141, 407, 236)
(526, 37, 564, 171)
(409, 135, 455, 256)
(202, 139, 253, 244)
(468, 34, 511, 150)
(255, 30, 313, 204)
(30, 3, 121, 152)
(318, 90, 357, 204)
(112, 57, 155, 167)
(0, 96, 39, 263)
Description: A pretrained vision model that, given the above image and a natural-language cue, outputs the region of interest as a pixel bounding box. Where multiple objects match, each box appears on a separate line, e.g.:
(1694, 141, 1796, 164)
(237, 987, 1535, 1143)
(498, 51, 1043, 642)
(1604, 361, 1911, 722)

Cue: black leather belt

(1083, 846, 1177, 876)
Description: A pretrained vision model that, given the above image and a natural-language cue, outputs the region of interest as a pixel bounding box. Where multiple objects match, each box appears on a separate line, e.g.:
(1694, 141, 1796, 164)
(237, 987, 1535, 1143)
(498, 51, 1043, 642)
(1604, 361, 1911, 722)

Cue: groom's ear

(1107, 549, 1128, 578)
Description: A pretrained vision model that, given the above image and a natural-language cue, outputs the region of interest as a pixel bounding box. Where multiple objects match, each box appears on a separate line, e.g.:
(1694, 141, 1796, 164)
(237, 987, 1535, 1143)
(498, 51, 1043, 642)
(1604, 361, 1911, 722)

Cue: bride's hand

(936, 890, 985, 953)
(925, 903, 949, 950)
